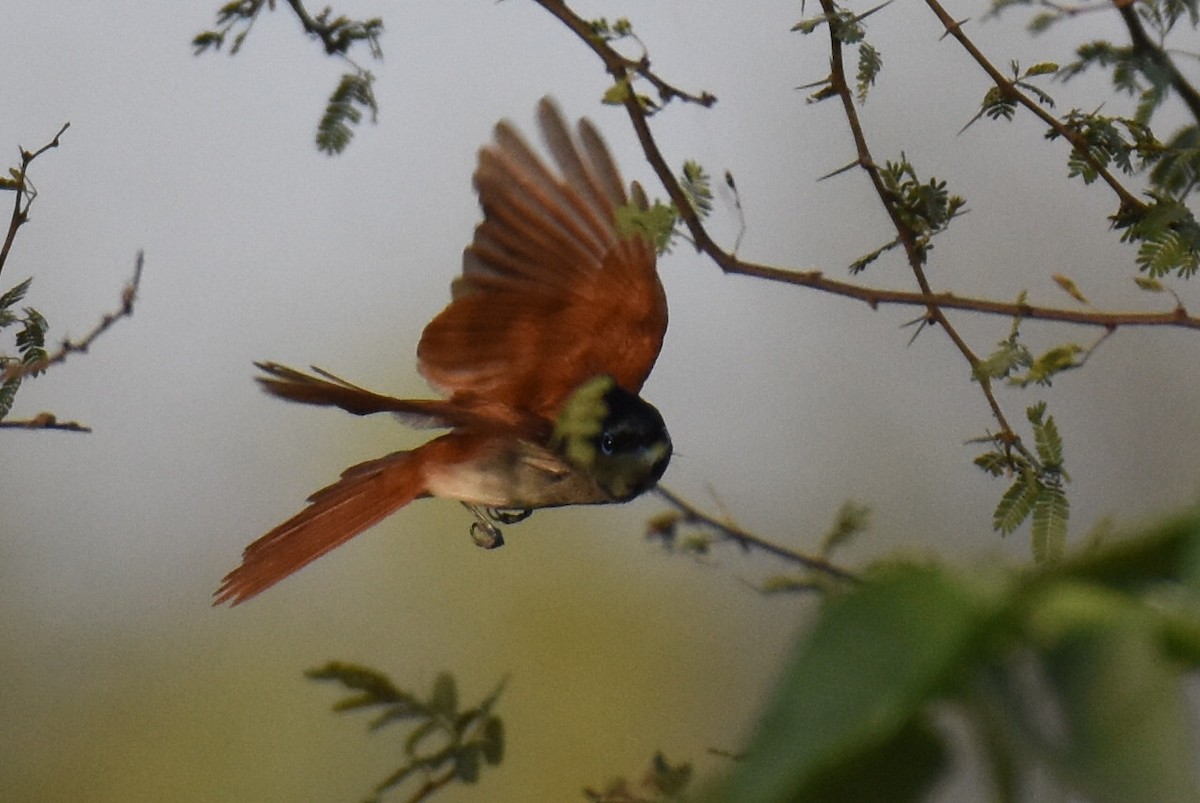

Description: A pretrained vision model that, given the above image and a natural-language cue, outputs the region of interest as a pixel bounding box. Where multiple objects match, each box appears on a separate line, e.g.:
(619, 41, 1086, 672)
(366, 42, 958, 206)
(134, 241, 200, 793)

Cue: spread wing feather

(417, 98, 666, 420)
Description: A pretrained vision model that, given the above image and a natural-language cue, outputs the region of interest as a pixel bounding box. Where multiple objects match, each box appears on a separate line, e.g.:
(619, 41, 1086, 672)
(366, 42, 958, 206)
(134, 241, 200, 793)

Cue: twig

(1114, 0, 1200, 124)
(0, 414, 91, 432)
(530, 0, 1200, 335)
(922, 0, 1146, 216)
(402, 767, 457, 803)
(282, 0, 382, 58)
(2, 251, 144, 385)
(0, 122, 70, 280)
(653, 486, 859, 584)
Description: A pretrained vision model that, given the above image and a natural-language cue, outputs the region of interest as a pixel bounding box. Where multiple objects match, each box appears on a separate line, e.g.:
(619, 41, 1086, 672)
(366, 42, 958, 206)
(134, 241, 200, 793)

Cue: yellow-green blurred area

(4, 2, 1200, 801)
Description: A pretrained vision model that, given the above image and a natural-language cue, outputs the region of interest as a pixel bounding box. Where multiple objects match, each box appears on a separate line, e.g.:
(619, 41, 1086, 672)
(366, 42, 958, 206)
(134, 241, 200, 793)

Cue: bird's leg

(463, 503, 506, 549)
(488, 507, 533, 524)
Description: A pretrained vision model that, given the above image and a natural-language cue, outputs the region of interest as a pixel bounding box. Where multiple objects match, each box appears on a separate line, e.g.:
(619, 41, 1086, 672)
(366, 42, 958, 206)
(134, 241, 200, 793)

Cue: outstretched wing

(417, 98, 667, 421)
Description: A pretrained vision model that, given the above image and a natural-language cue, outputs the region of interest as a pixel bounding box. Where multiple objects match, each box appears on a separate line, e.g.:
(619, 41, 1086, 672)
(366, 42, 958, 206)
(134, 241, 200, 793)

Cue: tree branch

(1114, 0, 1200, 125)
(0, 122, 70, 281)
(653, 486, 859, 584)
(530, 0, 1200, 336)
(922, 0, 1147, 216)
(2, 251, 144, 386)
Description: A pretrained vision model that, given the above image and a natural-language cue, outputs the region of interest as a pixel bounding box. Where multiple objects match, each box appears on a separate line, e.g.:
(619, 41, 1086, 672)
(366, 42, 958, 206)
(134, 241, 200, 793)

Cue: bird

(214, 98, 672, 606)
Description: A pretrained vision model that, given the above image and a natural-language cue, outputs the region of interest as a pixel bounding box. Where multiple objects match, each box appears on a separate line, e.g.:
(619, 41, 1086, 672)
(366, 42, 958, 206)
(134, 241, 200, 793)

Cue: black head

(553, 375, 672, 501)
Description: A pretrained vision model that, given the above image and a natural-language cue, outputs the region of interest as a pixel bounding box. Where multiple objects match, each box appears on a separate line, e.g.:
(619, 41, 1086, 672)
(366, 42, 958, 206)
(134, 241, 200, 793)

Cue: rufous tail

(214, 450, 427, 606)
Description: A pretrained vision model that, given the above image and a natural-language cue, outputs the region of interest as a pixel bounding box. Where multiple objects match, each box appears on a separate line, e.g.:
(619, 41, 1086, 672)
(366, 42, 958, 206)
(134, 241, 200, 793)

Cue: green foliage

(1114, 191, 1200, 277)
(615, 160, 717, 255)
(1052, 111, 1159, 183)
(0, 276, 49, 422)
(615, 199, 677, 255)
(975, 402, 1070, 562)
(307, 663, 505, 803)
(877, 155, 965, 263)
(973, 61, 1057, 127)
(855, 42, 882, 102)
(678, 160, 713, 218)
(973, 313, 1033, 383)
(791, 0, 892, 43)
(1150, 124, 1200, 196)
(195, 0, 384, 154)
(588, 16, 634, 43)
(722, 512, 1200, 802)
(820, 500, 870, 558)
(317, 71, 378, 155)
(601, 76, 656, 112)
(793, 1, 889, 105)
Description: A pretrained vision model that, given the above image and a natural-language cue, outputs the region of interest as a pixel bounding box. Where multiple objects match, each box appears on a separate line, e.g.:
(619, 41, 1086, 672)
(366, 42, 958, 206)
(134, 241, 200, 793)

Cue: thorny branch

(531, 0, 1199, 334)
(0, 251, 145, 432)
(532, 0, 1200, 473)
(1113, 0, 1200, 124)
(923, 0, 1148, 216)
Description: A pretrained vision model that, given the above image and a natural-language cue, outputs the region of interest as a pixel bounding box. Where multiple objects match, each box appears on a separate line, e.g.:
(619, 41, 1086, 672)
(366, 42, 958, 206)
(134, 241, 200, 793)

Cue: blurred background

(3, 2, 1198, 801)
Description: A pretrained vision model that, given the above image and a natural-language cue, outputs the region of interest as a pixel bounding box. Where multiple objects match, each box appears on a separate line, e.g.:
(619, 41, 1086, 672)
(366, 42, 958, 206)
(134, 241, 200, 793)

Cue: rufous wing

(416, 98, 667, 420)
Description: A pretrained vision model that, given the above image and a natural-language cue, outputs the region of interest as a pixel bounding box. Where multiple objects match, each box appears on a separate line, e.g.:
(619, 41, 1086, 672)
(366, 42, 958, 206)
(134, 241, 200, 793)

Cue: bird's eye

(599, 433, 616, 456)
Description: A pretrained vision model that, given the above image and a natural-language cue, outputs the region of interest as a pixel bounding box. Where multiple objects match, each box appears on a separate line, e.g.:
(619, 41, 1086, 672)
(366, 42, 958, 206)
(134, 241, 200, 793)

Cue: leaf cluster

(317, 72, 378, 155)
(0, 277, 48, 421)
(588, 16, 634, 44)
(307, 663, 504, 803)
(720, 512, 1200, 803)
(974, 402, 1070, 562)
(615, 161, 715, 255)
(195, 0, 383, 154)
(971, 61, 1057, 127)
(875, 156, 965, 265)
(793, 1, 889, 103)
(974, 313, 1084, 390)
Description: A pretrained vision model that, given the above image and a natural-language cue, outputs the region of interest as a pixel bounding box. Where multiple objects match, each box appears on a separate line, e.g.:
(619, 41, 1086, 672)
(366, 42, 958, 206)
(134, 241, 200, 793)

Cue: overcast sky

(3, 2, 1199, 801)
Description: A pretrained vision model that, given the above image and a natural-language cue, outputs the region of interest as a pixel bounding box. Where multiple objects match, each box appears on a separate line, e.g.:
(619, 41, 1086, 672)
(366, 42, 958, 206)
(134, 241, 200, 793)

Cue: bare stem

(2, 251, 145, 386)
(0, 122, 70, 280)
(654, 486, 859, 583)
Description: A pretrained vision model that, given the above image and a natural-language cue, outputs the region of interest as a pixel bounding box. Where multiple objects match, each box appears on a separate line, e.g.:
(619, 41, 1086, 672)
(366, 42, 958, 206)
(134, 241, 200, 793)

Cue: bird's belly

(423, 438, 612, 509)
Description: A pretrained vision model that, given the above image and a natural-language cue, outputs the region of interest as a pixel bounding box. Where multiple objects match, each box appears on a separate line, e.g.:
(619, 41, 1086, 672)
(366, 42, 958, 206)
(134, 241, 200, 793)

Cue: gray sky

(3, 2, 1199, 801)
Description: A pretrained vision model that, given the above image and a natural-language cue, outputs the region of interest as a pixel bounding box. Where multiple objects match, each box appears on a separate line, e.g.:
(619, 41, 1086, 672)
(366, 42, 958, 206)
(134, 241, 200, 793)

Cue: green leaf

(316, 71, 377, 155)
(679, 160, 713, 218)
(1030, 403, 1063, 467)
(993, 471, 1040, 535)
(820, 500, 870, 557)
(0, 375, 19, 421)
(973, 450, 1009, 477)
(1052, 273, 1087, 304)
(1023, 61, 1060, 77)
(307, 661, 403, 701)
(1032, 482, 1069, 562)
(798, 716, 946, 803)
(856, 42, 883, 102)
(480, 716, 504, 765)
(454, 744, 481, 783)
(429, 672, 458, 717)
(0, 277, 32, 311)
(1030, 586, 1199, 803)
(723, 564, 990, 803)
(614, 200, 677, 254)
